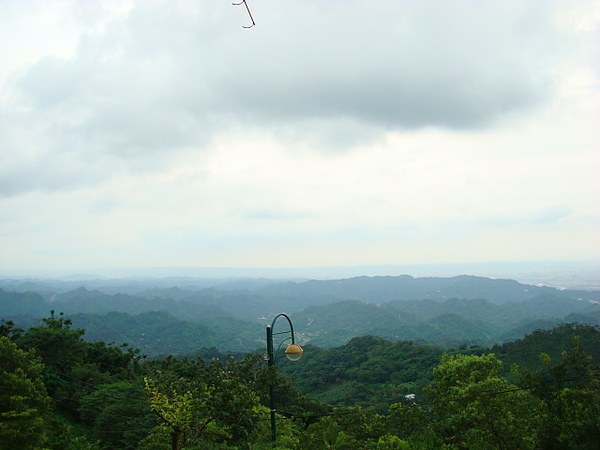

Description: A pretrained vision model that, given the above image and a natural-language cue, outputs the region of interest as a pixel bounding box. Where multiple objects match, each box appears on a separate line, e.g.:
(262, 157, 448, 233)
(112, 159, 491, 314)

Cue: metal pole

(266, 313, 302, 444)
(266, 324, 276, 443)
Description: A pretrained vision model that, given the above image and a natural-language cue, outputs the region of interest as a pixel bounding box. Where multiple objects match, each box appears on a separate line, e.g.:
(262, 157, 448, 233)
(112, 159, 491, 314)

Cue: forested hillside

(2, 275, 599, 355)
(2, 314, 598, 449)
(278, 323, 600, 410)
(292, 294, 600, 348)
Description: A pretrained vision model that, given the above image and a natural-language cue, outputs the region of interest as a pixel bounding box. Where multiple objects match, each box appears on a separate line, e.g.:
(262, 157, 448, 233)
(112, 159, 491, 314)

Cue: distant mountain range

(2, 275, 599, 354)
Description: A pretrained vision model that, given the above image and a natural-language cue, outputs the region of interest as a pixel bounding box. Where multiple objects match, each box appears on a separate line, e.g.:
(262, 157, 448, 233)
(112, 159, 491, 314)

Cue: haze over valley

(3, 261, 599, 356)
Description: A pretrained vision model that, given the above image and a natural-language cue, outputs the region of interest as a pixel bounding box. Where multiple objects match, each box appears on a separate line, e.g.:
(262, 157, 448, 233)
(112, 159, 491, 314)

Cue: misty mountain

(252, 274, 599, 306)
(2, 275, 599, 354)
(0, 276, 294, 297)
(48, 287, 232, 320)
(0, 289, 48, 317)
(291, 294, 599, 348)
(65, 310, 265, 356)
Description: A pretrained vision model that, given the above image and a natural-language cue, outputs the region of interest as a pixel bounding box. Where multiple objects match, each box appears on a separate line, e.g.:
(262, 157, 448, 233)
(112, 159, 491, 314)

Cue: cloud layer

(0, 0, 598, 274)
(5, 1, 573, 193)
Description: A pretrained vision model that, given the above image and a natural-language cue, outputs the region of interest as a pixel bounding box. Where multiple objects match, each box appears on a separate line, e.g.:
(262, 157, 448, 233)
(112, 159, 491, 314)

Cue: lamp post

(266, 313, 303, 443)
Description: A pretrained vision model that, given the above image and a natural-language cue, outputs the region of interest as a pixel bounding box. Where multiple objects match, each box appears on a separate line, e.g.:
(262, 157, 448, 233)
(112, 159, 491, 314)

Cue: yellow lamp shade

(284, 343, 303, 361)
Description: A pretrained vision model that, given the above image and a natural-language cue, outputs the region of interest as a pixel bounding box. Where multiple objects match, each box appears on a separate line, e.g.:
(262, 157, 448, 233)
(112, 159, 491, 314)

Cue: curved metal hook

(233, 0, 255, 28)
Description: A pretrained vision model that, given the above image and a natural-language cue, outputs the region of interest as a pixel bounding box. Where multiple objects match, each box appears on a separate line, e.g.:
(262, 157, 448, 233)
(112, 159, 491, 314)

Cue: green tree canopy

(513, 336, 600, 448)
(426, 353, 542, 449)
(0, 336, 51, 449)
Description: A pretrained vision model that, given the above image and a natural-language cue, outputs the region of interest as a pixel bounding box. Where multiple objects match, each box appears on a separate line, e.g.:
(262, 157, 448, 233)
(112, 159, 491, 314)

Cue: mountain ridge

(2, 274, 599, 354)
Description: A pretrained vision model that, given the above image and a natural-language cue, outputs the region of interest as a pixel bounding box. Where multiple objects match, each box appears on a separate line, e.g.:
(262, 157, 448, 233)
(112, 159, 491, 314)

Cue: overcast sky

(1, 0, 599, 277)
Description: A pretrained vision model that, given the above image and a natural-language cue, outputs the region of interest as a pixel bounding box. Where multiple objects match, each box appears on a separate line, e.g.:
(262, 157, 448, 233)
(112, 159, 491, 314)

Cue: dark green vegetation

(1, 313, 599, 449)
(278, 337, 446, 412)
(2, 275, 599, 354)
(2, 275, 600, 448)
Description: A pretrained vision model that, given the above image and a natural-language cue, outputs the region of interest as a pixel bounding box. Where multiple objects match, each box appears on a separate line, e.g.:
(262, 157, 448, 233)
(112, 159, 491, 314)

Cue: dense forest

(2, 275, 600, 448)
(1, 313, 599, 449)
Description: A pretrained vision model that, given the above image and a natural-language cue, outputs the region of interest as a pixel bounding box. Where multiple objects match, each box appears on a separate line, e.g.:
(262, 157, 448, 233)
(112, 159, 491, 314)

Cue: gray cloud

(212, 0, 561, 129)
(0, 139, 119, 197)
(20, 1, 566, 124)
(5, 0, 575, 197)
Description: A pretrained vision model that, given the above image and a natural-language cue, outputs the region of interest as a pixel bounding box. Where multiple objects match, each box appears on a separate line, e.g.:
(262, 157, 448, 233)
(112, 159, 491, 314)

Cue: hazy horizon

(2, 260, 599, 291)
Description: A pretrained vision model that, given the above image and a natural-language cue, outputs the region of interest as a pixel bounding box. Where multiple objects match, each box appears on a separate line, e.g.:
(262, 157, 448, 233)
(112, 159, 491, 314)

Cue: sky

(0, 0, 599, 278)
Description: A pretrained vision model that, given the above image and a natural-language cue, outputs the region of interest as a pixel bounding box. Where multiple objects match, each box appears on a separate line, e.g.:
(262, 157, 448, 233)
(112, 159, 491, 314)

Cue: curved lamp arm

(266, 313, 303, 366)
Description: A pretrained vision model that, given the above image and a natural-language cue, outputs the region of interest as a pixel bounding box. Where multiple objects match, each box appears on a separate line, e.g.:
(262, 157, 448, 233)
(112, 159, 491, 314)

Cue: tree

(17, 310, 86, 373)
(384, 402, 429, 441)
(513, 336, 600, 449)
(0, 318, 23, 340)
(426, 353, 542, 449)
(143, 355, 263, 449)
(376, 435, 410, 450)
(296, 407, 385, 450)
(79, 381, 155, 449)
(296, 416, 359, 450)
(17, 310, 142, 416)
(0, 336, 51, 449)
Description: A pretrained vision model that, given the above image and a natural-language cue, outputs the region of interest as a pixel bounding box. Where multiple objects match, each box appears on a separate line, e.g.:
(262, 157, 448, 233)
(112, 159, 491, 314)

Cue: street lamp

(266, 313, 303, 443)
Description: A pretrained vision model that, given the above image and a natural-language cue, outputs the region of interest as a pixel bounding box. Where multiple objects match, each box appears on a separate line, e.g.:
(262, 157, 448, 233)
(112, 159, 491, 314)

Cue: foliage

(280, 336, 445, 411)
(376, 435, 410, 450)
(45, 414, 103, 450)
(0, 318, 23, 340)
(425, 353, 542, 448)
(70, 310, 263, 356)
(3, 299, 600, 450)
(17, 310, 87, 373)
(296, 407, 385, 450)
(495, 323, 600, 375)
(513, 336, 600, 448)
(15, 310, 142, 418)
(0, 336, 51, 449)
(143, 355, 264, 449)
(78, 381, 155, 449)
(384, 402, 430, 441)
